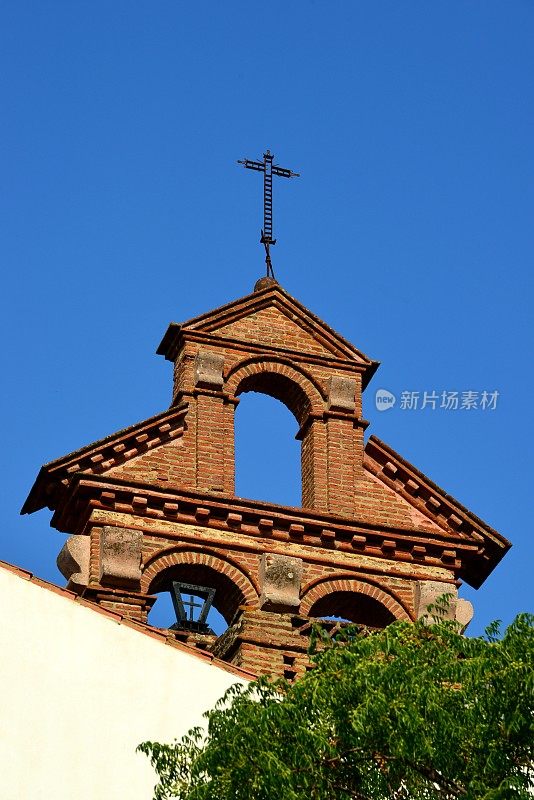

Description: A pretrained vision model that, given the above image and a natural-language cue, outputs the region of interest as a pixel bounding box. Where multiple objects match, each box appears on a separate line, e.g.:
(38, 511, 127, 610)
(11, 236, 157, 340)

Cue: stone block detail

(455, 598, 474, 631)
(415, 582, 473, 630)
(259, 553, 303, 611)
(194, 350, 224, 389)
(414, 580, 457, 621)
(57, 535, 90, 587)
(328, 376, 356, 412)
(100, 526, 142, 588)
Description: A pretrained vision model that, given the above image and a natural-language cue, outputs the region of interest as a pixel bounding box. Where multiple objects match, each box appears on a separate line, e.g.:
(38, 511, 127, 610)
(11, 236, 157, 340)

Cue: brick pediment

(157, 283, 378, 385)
(21, 405, 188, 515)
(363, 436, 510, 587)
(214, 304, 335, 357)
(355, 469, 445, 534)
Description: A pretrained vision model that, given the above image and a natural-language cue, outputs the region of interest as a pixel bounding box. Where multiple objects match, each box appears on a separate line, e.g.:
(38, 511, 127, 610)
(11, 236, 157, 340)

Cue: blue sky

(1, 1, 532, 636)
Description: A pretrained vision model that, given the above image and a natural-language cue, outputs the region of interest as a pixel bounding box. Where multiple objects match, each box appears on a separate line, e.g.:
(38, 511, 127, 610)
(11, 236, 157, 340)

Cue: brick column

(195, 391, 228, 493)
(212, 609, 313, 680)
(298, 375, 367, 516)
(324, 377, 366, 517)
(324, 414, 358, 516)
(299, 417, 328, 511)
(192, 350, 235, 494)
(222, 397, 237, 494)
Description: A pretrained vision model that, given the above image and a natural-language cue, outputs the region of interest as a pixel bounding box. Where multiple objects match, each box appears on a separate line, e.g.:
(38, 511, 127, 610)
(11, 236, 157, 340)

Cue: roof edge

(0, 559, 255, 682)
(364, 435, 511, 587)
(21, 404, 188, 515)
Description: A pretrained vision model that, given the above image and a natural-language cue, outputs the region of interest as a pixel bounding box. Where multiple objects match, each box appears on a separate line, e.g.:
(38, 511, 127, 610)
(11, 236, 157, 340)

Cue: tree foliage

(138, 610, 534, 800)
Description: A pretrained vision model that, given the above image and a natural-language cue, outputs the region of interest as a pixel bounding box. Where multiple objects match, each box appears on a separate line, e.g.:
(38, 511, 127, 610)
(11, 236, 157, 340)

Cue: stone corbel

(327, 376, 356, 412)
(99, 526, 142, 589)
(414, 580, 474, 631)
(455, 598, 475, 631)
(259, 553, 303, 612)
(194, 351, 224, 390)
(57, 534, 90, 588)
(415, 580, 457, 620)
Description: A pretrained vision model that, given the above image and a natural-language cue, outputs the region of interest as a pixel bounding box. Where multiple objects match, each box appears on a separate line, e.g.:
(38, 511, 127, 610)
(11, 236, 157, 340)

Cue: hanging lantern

(169, 582, 216, 633)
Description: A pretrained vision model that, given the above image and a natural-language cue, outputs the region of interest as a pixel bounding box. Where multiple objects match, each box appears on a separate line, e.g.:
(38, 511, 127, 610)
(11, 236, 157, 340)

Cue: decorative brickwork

(23, 281, 510, 678)
(141, 547, 259, 623)
(300, 577, 411, 623)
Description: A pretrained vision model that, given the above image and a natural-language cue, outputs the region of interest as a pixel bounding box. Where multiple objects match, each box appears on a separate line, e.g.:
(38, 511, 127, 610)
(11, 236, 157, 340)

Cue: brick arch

(226, 357, 325, 425)
(142, 547, 259, 624)
(300, 577, 412, 624)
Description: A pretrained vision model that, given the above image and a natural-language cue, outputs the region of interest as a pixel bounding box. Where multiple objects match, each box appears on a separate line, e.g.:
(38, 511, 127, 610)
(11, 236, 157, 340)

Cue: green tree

(139, 611, 534, 800)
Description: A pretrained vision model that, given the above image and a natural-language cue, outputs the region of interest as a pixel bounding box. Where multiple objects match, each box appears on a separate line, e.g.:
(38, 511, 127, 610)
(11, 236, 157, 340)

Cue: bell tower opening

(309, 592, 397, 628)
(235, 392, 300, 507)
(146, 561, 250, 636)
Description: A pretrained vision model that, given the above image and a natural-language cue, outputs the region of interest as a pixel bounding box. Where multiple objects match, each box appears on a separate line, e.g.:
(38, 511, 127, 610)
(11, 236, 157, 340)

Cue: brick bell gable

(157, 282, 377, 367)
(22, 280, 510, 679)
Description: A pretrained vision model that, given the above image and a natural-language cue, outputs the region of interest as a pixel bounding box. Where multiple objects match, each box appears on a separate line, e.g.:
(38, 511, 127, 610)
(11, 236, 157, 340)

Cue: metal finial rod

(262, 234, 276, 280)
(238, 150, 299, 277)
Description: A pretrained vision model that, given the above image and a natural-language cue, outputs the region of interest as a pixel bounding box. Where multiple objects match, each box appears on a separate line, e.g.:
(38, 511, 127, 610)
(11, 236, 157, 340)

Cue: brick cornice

(50, 474, 492, 585)
(177, 330, 375, 378)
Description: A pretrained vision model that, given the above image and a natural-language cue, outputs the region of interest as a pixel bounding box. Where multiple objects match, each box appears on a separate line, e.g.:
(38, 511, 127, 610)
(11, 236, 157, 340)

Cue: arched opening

(235, 392, 301, 507)
(147, 563, 250, 635)
(309, 591, 397, 628)
(228, 360, 325, 510)
(235, 370, 312, 424)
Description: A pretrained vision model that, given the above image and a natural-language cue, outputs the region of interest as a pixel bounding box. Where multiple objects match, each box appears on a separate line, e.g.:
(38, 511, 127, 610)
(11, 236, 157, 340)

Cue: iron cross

(238, 150, 299, 279)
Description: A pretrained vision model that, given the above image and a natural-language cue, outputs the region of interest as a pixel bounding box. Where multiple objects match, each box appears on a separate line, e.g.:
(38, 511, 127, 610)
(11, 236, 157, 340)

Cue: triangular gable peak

(364, 436, 510, 587)
(157, 283, 379, 386)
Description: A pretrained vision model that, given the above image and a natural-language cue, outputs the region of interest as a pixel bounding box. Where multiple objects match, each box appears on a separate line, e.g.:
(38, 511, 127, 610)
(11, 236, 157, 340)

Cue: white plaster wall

(0, 568, 247, 800)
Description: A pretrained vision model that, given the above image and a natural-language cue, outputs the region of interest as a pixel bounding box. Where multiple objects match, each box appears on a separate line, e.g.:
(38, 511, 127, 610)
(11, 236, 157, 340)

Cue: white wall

(0, 566, 248, 800)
